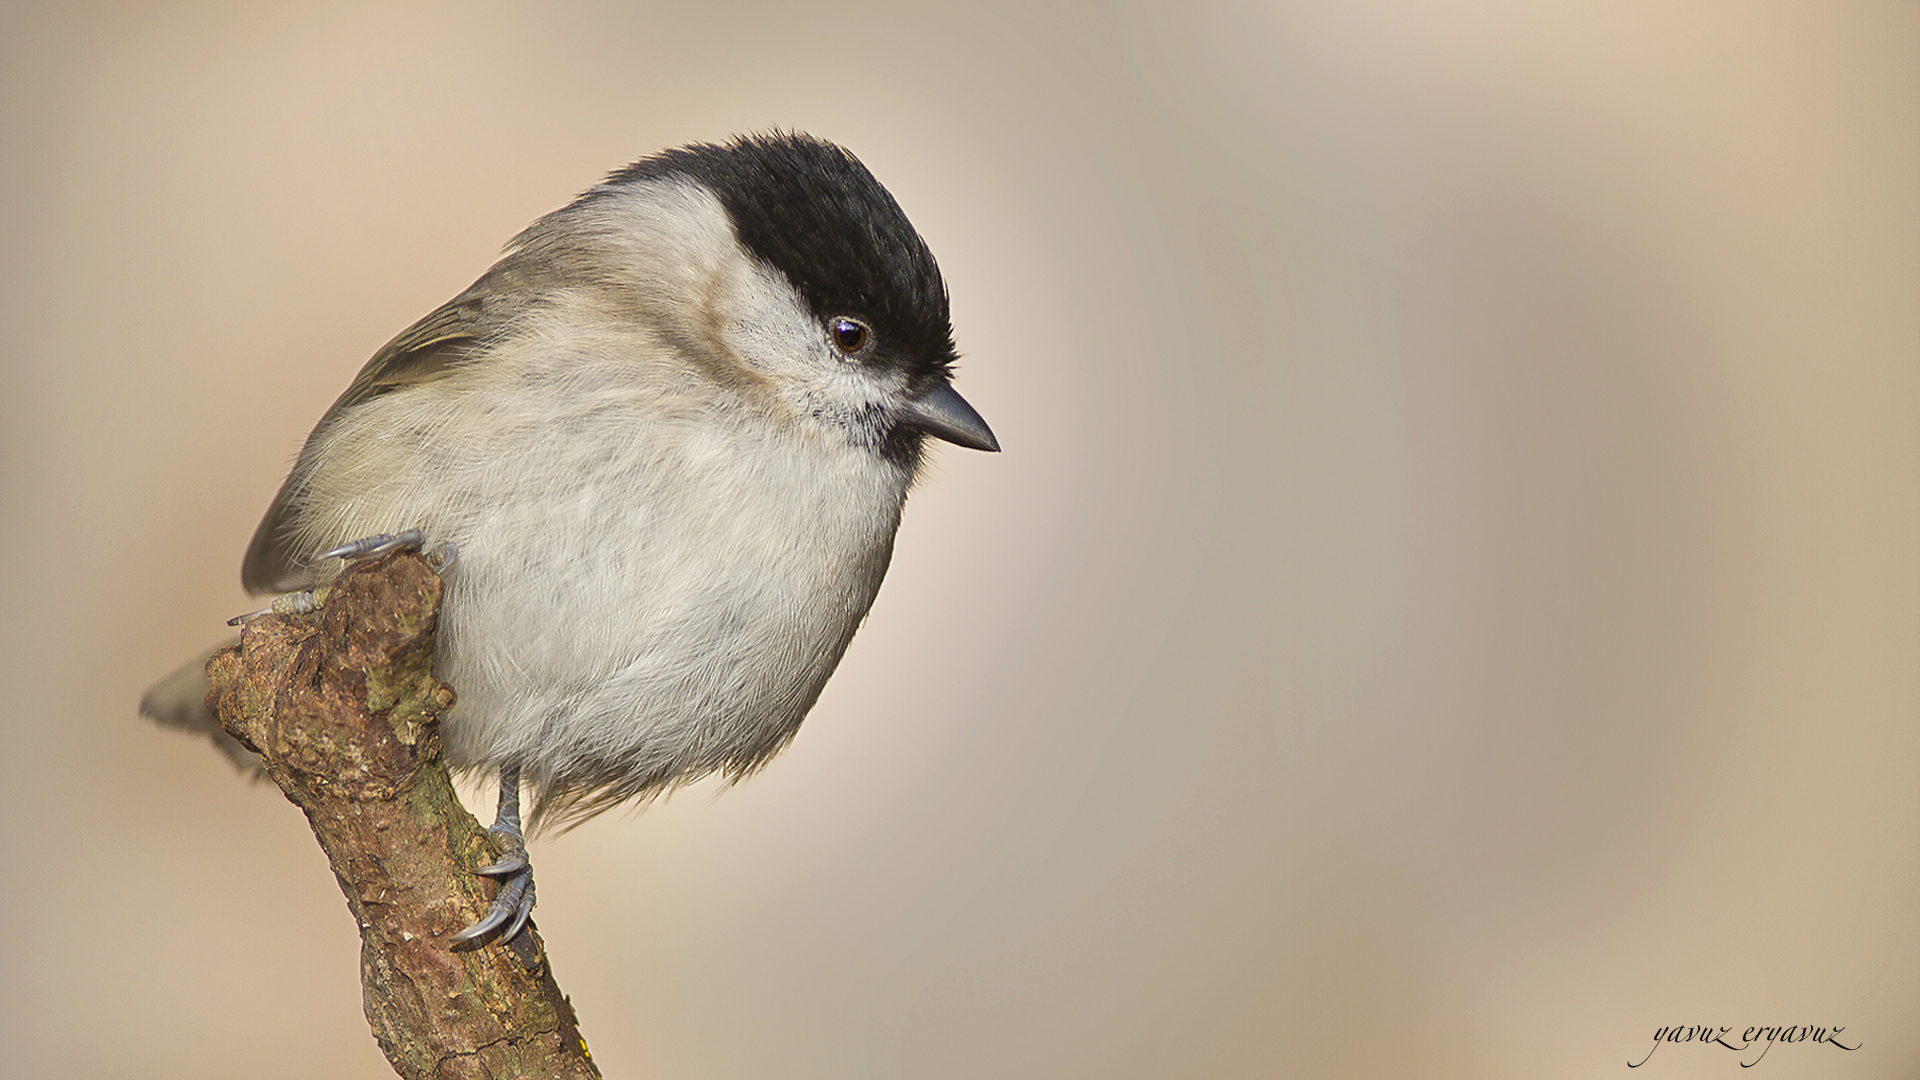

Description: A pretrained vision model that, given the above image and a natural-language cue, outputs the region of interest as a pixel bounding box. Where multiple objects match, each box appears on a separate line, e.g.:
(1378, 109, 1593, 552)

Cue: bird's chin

(879, 424, 929, 471)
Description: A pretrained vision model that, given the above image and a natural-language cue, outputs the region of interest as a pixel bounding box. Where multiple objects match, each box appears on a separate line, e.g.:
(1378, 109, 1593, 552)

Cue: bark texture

(207, 551, 600, 1080)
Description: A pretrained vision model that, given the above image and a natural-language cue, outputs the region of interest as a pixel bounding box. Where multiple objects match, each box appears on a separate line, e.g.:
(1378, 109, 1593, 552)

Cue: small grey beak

(901, 383, 1000, 452)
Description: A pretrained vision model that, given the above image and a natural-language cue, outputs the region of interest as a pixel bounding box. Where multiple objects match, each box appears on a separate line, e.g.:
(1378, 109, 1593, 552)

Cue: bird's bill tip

(902, 383, 999, 452)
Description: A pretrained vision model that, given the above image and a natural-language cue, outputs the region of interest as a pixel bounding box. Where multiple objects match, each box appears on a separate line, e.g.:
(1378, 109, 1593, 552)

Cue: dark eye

(830, 316, 871, 356)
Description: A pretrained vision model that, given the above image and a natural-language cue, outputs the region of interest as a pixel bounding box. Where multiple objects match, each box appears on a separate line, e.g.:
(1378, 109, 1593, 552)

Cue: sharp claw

(317, 539, 370, 561)
(320, 529, 425, 562)
(449, 911, 503, 946)
(502, 881, 537, 942)
(451, 896, 512, 945)
(451, 871, 532, 947)
(476, 851, 530, 877)
(226, 605, 273, 627)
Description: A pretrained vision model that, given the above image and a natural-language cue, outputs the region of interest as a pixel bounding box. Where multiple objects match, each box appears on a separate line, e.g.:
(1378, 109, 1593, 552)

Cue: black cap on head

(602, 133, 958, 390)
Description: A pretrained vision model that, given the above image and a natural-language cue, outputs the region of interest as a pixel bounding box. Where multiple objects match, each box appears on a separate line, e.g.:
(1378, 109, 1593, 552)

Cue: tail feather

(140, 642, 263, 772)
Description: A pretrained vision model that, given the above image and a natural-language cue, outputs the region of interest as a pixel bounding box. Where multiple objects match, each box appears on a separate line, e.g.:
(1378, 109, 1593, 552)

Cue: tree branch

(206, 551, 600, 1080)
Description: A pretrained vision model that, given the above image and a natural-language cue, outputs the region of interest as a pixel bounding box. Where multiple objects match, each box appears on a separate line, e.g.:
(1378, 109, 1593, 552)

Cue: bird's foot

(450, 821, 536, 948)
(230, 531, 455, 626)
(450, 768, 535, 949)
(319, 529, 457, 574)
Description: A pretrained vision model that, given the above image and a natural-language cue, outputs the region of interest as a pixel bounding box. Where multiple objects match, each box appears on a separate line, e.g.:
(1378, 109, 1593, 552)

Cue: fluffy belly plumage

(290, 369, 914, 823)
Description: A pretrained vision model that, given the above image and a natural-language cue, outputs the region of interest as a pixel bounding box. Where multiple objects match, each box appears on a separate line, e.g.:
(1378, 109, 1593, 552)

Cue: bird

(141, 132, 998, 946)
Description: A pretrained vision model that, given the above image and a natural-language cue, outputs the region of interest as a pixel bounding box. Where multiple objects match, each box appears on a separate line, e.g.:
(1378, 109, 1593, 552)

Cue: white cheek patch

(705, 241, 913, 447)
(714, 258, 828, 380)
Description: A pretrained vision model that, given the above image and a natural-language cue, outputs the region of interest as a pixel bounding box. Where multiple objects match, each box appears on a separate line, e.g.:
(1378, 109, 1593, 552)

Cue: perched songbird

(142, 133, 998, 945)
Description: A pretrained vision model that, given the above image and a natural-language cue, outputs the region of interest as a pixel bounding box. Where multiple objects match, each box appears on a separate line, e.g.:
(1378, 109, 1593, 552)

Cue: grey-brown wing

(239, 290, 504, 594)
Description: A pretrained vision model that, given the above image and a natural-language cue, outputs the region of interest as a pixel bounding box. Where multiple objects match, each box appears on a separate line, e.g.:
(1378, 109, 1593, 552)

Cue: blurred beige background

(3, 1, 1916, 1077)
